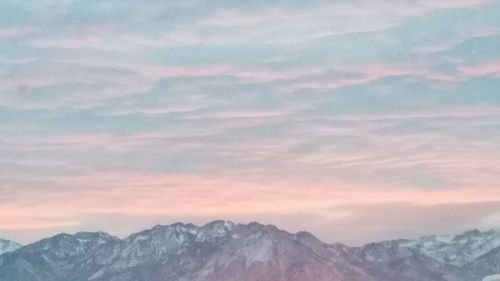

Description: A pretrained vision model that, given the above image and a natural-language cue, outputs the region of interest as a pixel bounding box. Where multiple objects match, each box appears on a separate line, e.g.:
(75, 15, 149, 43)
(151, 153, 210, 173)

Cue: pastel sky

(1, 0, 500, 245)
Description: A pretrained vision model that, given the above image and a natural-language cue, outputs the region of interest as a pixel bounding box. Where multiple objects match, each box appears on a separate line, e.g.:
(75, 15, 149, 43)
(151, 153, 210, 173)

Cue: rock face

(0, 221, 499, 281)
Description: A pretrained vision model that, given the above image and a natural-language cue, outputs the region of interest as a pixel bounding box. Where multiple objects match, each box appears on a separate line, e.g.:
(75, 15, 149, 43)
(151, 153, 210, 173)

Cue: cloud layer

(1, 0, 500, 244)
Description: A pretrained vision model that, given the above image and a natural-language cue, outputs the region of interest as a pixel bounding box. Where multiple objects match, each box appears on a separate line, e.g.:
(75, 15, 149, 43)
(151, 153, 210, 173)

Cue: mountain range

(0, 221, 499, 281)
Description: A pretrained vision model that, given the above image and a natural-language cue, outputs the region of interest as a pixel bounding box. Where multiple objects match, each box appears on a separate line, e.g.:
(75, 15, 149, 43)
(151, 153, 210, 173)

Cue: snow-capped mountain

(399, 229, 500, 266)
(0, 222, 499, 281)
(0, 239, 21, 255)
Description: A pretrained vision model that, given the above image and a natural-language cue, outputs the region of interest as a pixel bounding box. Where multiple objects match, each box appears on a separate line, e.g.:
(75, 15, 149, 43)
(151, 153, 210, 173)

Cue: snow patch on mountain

(400, 229, 500, 266)
(483, 274, 500, 281)
(0, 239, 21, 255)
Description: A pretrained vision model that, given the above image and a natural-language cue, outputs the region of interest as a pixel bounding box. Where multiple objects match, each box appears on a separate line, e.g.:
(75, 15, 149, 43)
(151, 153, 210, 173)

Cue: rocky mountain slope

(0, 221, 499, 281)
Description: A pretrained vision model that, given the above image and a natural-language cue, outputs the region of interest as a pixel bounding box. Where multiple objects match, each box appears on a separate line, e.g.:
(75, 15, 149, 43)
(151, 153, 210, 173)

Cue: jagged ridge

(0, 221, 499, 281)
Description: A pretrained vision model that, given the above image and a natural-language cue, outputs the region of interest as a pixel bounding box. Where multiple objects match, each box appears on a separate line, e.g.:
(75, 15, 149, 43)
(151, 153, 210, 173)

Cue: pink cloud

(0, 217, 79, 231)
(459, 62, 500, 78)
(336, 106, 500, 121)
(282, 64, 414, 91)
(423, 0, 492, 8)
(0, 27, 36, 40)
(146, 65, 232, 78)
(211, 110, 287, 119)
(2, 170, 500, 233)
(203, 9, 294, 27)
(0, 133, 167, 153)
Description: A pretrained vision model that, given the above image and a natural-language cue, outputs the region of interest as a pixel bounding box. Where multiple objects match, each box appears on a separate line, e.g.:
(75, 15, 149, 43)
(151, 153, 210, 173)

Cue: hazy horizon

(4, 217, 500, 247)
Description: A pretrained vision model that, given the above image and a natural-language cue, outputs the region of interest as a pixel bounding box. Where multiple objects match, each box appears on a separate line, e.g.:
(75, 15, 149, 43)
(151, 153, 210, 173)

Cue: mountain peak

(0, 238, 21, 255)
(199, 220, 235, 237)
(150, 222, 199, 233)
(74, 231, 116, 239)
(453, 228, 493, 241)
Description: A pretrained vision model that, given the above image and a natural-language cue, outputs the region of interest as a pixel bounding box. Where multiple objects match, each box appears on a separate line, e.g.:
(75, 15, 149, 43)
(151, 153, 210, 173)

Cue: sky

(1, 0, 500, 246)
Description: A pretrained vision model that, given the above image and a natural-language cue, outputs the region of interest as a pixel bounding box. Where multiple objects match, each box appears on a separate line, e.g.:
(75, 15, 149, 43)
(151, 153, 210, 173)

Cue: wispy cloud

(0, 0, 499, 243)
